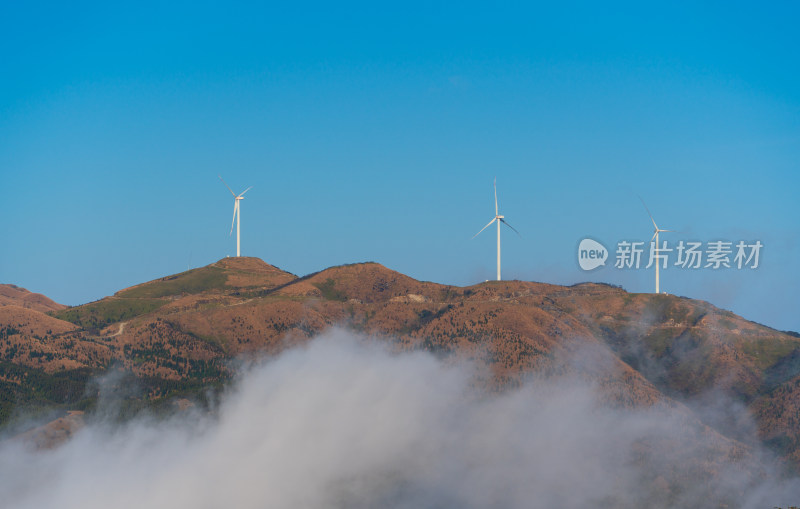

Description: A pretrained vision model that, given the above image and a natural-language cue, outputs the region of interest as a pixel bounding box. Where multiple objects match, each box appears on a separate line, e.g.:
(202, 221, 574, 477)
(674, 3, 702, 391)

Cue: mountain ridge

(2, 257, 800, 472)
(0, 284, 65, 313)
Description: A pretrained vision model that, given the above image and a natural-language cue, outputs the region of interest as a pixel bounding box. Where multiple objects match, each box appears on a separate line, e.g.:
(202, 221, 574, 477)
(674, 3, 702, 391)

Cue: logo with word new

(578, 238, 608, 271)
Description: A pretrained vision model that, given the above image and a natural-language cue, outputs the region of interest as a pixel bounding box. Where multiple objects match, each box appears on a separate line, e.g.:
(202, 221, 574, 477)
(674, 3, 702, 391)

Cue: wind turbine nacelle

(497, 215, 504, 219)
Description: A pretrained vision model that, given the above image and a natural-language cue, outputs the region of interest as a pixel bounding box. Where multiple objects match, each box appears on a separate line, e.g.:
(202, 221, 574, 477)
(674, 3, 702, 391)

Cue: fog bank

(1, 329, 797, 509)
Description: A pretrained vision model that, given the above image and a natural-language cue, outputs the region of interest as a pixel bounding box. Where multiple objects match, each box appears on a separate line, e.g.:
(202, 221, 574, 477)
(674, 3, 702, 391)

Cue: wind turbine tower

(220, 176, 252, 257)
(640, 197, 673, 294)
(473, 178, 520, 281)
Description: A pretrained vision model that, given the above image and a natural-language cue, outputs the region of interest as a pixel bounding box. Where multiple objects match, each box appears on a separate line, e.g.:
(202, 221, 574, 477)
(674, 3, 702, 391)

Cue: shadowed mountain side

(557, 286, 799, 400)
(752, 375, 800, 465)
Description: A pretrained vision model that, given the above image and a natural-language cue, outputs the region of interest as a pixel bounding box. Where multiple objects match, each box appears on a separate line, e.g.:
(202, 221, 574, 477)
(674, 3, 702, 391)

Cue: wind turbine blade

(238, 186, 253, 197)
(638, 195, 658, 230)
(229, 201, 238, 236)
(219, 175, 236, 197)
(494, 177, 498, 216)
(651, 230, 658, 242)
(472, 218, 497, 239)
(500, 218, 521, 236)
(659, 229, 675, 233)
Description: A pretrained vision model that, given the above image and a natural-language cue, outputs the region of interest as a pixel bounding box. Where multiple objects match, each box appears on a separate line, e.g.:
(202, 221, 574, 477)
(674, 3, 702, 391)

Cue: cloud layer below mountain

(1, 329, 798, 509)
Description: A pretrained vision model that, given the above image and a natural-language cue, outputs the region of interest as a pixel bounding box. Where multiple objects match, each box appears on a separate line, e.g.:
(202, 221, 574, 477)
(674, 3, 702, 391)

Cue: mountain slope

(2, 257, 800, 471)
(0, 284, 65, 313)
(51, 257, 296, 330)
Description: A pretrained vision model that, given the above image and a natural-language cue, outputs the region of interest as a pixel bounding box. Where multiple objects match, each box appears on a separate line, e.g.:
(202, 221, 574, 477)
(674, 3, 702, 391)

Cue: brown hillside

(0, 306, 109, 372)
(0, 284, 65, 313)
(210, 256, 297, 289)
(149, 273, 669, 409)
(3, 257, 800, 472)
(282, 262, 446, 303)
(115, 256, 296, 299)
(0, 306, 77, 337)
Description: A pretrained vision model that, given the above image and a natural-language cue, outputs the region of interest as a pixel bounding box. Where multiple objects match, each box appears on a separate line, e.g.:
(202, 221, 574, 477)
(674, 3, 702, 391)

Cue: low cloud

(0, 329, 798, 509)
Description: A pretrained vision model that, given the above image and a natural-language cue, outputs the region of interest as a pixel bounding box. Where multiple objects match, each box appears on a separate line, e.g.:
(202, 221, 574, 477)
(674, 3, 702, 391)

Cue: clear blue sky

(1, 1, 798, 331)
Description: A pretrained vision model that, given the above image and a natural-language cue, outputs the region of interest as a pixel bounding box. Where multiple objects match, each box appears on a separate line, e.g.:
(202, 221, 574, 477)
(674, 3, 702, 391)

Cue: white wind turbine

(640, 197, 673, 294)
(220, 176, 252, 257)
(473, 178, 520, 281)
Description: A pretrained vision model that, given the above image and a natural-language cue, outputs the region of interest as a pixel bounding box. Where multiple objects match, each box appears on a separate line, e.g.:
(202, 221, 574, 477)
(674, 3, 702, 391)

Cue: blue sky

(1, 1, 798, 331)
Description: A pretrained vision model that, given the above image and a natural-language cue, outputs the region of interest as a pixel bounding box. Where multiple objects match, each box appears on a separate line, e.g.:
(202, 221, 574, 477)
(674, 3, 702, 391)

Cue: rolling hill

(2, 257, 799, 474)
(0, 284, 65, 313)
